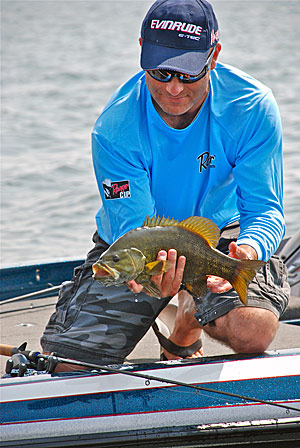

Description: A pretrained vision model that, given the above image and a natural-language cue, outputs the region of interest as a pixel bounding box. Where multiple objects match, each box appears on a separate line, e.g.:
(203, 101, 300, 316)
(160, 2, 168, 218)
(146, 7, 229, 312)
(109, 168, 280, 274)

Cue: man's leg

(160, 295, 278, 357)
(194, 254, 290, 354)
(161, 290, 203, 359)
(163, 254, 289, 358)
(204, 306, 278, 353)
(164, 279, 284, 357)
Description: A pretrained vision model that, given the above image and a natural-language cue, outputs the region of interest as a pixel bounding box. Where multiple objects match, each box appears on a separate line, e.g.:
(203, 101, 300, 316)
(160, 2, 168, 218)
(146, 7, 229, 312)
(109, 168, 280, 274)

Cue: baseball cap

(140, 0, 219, 76)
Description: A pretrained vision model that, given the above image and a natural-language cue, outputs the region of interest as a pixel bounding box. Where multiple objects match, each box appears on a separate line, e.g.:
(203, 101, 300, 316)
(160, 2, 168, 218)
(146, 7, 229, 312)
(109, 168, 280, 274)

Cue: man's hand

(207, 242, 258, 294)
(228, 242, 257, 261)
(127, 249, 186, 298)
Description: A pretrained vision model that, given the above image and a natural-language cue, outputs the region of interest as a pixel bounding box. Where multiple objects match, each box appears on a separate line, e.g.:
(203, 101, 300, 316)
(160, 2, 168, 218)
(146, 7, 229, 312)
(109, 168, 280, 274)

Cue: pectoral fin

(142, 281, 162, 298)
(145, 260, 171, 276)
(184, 278, 208, 298)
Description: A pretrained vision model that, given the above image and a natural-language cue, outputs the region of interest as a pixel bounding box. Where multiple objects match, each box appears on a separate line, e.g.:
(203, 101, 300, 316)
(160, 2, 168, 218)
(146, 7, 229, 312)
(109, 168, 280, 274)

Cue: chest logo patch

(102, 180, 131, 200)
(197, 152, 215, 173)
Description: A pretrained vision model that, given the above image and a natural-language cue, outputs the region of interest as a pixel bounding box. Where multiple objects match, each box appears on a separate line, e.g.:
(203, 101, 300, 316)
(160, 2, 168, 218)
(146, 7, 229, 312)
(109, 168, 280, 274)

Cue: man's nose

(165, 76, 184, 96)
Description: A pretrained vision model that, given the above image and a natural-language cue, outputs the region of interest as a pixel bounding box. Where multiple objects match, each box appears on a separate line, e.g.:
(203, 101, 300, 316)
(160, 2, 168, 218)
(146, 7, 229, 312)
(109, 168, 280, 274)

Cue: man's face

(143, 43, 221, 126)
(145, 70, 210, 118)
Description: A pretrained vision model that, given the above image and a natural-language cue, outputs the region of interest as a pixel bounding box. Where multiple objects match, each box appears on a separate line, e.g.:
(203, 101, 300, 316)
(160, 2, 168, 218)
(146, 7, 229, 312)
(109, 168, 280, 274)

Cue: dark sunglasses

(147, 48, 215, 84)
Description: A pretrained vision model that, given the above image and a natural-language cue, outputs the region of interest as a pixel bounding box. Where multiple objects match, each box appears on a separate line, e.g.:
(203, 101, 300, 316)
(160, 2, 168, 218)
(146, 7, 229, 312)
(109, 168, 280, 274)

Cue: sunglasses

(147, 48, 215, 84)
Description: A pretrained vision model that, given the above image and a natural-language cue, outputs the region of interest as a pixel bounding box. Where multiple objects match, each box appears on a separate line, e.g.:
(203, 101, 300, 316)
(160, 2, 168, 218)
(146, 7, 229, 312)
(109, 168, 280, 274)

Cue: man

(41, 0, 289, 366)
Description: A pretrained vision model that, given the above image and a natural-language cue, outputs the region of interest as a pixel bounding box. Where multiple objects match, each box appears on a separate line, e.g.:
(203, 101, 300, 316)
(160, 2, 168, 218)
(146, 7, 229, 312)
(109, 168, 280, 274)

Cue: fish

(92, 215, 266, 305)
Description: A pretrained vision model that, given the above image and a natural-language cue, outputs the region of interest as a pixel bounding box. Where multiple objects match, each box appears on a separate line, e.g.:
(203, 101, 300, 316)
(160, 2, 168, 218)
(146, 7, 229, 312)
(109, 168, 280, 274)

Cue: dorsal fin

(143, 215, 179, 227)
(179, 216, 220, 248)
(143, 215, 220, 248)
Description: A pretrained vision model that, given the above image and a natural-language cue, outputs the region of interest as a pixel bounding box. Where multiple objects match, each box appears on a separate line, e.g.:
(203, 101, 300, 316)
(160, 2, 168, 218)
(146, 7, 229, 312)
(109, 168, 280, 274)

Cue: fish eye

(112, 255, 120, 263)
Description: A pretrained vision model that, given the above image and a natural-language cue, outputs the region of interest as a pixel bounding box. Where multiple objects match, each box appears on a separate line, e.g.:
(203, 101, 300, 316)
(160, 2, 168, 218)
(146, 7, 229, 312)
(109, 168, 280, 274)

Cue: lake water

(2, 0, 300, 266)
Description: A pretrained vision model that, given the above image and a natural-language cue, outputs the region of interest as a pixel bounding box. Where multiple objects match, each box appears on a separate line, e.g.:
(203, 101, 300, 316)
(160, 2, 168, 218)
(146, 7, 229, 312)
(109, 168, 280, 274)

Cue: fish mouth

(92, 262, 120, 281)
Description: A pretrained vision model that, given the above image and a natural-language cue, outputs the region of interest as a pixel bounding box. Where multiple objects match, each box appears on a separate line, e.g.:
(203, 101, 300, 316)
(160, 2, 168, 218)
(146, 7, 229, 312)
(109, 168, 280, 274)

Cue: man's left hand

(207, 242, 257, 294)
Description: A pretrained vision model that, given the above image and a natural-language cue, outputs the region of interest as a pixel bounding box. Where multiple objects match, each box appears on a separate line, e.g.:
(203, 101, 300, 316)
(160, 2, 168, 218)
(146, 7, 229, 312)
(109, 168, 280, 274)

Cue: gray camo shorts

(40, 222, 290, 364)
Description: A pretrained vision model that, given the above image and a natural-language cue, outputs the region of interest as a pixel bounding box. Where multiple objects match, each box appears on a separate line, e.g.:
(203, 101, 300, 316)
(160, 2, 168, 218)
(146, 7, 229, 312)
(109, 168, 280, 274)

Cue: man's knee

(204, 307, 279, 353)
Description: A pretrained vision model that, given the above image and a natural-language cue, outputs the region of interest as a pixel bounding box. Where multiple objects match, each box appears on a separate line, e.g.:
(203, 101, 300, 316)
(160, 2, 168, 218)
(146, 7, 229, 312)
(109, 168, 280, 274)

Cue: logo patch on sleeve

(102, 180, 131, 200)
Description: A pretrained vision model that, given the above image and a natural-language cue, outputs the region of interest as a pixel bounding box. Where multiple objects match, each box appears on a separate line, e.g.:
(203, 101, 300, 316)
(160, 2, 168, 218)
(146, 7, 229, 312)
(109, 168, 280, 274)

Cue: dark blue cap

(140, 0, 219, 76)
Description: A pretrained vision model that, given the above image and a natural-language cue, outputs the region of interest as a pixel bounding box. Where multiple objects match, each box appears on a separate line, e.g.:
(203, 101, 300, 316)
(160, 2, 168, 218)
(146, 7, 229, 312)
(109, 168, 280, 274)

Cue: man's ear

(139, 37, 143, 47)
(210, 42, 222, 70)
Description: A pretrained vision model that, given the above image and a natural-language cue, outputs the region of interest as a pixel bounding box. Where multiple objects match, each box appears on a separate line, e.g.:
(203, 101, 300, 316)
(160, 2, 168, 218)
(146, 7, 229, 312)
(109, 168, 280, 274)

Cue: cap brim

(140, 41, 210, 76)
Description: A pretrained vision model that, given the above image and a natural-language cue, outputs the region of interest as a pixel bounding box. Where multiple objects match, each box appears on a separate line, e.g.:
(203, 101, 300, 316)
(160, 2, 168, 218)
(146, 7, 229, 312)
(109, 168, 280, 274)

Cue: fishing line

(45, 354, 300, 414)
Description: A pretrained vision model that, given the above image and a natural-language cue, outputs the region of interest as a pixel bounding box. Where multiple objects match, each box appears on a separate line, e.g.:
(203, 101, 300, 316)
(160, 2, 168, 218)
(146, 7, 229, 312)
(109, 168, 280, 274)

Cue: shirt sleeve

(92, 129, 156, 244)
(233, 90, 285, 260)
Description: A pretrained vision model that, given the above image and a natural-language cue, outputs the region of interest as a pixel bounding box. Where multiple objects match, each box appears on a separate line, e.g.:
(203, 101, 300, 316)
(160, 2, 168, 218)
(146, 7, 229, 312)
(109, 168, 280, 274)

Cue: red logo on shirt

(103, 180, 131, 200)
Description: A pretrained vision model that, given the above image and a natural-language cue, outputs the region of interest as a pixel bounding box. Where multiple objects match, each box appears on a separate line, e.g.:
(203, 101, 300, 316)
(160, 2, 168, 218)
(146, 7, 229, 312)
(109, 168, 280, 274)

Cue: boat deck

(1, 294, 300, 376)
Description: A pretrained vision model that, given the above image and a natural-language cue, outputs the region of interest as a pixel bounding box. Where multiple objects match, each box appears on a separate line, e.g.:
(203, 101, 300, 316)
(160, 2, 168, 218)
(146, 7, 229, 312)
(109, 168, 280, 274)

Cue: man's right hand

(127, 249, 186, 298)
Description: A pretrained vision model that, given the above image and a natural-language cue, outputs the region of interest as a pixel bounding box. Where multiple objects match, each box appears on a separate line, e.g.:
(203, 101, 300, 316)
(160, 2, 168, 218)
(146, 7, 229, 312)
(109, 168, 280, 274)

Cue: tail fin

(231, 260, 266, 305)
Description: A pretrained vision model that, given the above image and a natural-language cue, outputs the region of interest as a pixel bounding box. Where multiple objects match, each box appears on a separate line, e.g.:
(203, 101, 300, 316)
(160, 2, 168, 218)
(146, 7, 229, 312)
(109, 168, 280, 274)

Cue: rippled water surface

(2, 0, 300, 266)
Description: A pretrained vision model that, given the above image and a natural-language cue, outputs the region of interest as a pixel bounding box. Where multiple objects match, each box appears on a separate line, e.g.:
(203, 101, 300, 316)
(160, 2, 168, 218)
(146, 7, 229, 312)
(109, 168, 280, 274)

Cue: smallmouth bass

(92, 216, 265, 304)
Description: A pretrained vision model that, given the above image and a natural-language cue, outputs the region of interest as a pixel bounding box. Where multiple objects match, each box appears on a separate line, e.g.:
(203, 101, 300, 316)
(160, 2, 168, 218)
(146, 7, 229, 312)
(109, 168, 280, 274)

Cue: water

(2, 0, 300, 266)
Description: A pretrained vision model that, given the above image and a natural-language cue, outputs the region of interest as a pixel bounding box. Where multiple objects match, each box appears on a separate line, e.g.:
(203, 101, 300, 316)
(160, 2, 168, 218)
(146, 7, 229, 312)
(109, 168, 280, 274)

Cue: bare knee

(204, 307, 278, 354)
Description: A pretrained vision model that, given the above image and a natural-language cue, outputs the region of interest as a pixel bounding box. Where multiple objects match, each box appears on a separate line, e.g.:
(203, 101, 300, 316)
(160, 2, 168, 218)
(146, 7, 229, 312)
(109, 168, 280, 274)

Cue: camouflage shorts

(40, 232, 171, 364)
(41, 224, 290, 364)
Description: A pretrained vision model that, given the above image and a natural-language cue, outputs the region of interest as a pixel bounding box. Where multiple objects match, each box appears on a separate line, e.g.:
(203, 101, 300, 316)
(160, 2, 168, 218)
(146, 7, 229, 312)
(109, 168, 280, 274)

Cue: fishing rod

(1, 343, 299, 414)
(0, 302, 56, 316)
(0, 285, 61, 306)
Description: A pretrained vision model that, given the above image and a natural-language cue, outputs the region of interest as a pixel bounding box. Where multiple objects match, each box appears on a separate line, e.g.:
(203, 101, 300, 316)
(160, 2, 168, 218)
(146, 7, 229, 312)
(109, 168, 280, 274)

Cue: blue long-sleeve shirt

(92, 62, 285, 261)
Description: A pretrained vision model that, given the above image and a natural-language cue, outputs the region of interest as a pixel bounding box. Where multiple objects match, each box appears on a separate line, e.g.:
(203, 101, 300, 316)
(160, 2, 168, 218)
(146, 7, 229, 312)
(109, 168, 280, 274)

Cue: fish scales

(115, 225, 236, 281)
